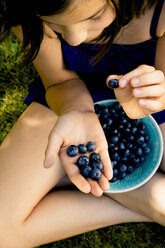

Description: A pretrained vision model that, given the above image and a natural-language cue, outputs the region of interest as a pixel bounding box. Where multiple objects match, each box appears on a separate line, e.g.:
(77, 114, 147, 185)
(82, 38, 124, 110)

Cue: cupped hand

(106, 65, 165, 119)
(43, 110, 113, 197)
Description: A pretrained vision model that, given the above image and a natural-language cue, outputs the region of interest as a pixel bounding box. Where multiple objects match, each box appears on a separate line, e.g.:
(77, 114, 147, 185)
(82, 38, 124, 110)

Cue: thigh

(0, 102, 66, 226)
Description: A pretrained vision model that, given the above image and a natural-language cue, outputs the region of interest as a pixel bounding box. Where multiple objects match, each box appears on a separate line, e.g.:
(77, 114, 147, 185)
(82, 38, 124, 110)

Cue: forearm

(45, 78, 95, 116)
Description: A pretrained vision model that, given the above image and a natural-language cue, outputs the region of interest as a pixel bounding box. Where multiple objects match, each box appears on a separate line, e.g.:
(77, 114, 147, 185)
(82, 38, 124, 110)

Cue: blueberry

(123, 149, 130, 157)
(110, 176, 117, 183)
(81, 166, 92, 178)
(119, 164, 127, 173)
(78, 144, 87, 154)
(127, 143, 133, 149)
(127, 165, 134, 174)
(111, 160, 118, 168)
(131, 127, 138, 135)
(90, 160, 103, 171)
(67, 145, 79, 157)
(136, 147, 143, 157)
(109, 136, 119, 144)
(113, 168, 119, 177)
(90, 168, 102, 181)
(89, 152, 100, 161)
(118, 142, 126, 151)
(118, 172, 127, 180)
(143, 146, 151, 154)
(127, 135, 134, 142)
(136, 136, 145, 145)
(111, 152, 120, 162)
(86, 141, 96, 152)
(132, 157, 140, 165)
(121, 156, 128, 163)
(77, 155, 90, 168)
(108, 79, 119, 89)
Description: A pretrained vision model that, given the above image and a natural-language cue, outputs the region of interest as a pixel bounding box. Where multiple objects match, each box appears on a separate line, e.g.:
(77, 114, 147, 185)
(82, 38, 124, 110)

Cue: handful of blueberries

(67, 142, 103, 181)
(66, 100, 151, 183)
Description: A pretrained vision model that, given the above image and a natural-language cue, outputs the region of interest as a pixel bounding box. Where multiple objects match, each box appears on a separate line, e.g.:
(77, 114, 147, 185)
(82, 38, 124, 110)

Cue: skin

(1, 0, 165, 247)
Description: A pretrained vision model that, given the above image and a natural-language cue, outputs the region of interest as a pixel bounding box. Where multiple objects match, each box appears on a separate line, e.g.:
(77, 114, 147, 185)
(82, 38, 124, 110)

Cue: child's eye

(90, 7, 106, 22)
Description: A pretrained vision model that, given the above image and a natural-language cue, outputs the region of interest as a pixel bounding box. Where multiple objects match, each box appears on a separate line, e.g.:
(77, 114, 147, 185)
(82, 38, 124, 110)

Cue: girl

(0, 0, 165, 247)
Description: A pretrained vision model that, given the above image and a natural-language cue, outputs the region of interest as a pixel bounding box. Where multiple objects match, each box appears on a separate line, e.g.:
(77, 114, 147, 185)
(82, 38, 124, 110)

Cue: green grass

(1, 33, 165, 248)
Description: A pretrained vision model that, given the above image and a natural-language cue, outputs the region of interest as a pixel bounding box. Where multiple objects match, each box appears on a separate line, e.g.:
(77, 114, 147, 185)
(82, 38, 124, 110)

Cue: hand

(43, 110, 113, 197)
(106, 65, 165, 119)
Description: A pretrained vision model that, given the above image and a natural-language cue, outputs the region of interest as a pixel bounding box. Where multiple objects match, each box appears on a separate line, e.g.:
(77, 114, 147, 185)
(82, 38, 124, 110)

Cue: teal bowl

(95, 99, 164, 193)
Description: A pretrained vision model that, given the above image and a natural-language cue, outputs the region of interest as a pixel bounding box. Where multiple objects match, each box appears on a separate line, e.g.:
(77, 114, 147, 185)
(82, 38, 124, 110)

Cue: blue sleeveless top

(24, 0, 165, 124)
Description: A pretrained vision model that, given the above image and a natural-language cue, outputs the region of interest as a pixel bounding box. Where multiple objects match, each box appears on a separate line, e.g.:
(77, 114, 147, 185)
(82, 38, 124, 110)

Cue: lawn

(0, 33, 165, 248)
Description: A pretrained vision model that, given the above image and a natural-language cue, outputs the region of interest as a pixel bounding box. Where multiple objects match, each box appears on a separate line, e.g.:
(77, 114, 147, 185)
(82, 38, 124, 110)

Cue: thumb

(106, 75, 123, 89)
(43, 131, 63, 168)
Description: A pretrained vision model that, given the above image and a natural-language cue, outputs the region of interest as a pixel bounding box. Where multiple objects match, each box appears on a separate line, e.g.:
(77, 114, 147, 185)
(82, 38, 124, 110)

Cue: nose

(62, 26, 87, 46)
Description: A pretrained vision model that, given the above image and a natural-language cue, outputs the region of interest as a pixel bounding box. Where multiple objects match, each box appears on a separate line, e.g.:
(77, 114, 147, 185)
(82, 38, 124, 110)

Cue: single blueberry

(110, 176, 117, 183)
(113, 168, 119, 177)
(132, 119, 141, 126)
(119, 164, 127, 173)
(136, 136, 145, 145)
(90, 168, 102, 181)
(127, 143, 133, 149)
(81, 166, 92, 178)
(118, 142, 126, 151)
(90, 160, 103, 171)
(67, 145, 79, 157)
(86, 141, 96, 152)
(131, 127, 138, 135)
(136, 147, 143, 157)
(89, 152, 100, 161)
(111, 152, 120, 162)
(123, 149, 130, 157)
(118, 172, 127, 180)
(127, 165, 134, 174)
(143, 146, 151, 154)
(132, 157, 140, 164)
(108, 79, 119, 89)
(141, 142, 148, 149)
(145, 135, 150, 142)
(111, 160, 118, 168)
(77, 155, 90, 168)
(127, 135, 134, 142)
(78, 144, 87, 154)
(109, 136, 119, 144)
(121, 156, 128, 164)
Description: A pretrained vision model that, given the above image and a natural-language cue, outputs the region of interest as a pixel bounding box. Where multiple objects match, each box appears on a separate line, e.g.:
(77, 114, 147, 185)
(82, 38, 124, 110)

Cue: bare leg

(0, 102, 149, 248)
(105, 123, 165, 226)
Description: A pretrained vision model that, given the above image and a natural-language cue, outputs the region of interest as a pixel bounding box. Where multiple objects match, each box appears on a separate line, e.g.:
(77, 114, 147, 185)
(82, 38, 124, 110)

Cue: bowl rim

(94, 99, 164, 193)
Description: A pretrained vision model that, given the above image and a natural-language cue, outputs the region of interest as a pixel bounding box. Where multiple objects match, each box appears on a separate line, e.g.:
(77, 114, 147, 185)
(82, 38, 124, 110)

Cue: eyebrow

(43, 4, 106, 25)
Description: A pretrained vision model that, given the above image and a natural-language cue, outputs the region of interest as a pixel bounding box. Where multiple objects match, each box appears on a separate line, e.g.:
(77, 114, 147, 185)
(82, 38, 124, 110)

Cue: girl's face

(41, 0, 116, 46)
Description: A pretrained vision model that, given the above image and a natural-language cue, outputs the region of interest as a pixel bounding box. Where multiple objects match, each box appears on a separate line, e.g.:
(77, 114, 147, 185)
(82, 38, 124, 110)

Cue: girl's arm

(12, 24, 95, 114)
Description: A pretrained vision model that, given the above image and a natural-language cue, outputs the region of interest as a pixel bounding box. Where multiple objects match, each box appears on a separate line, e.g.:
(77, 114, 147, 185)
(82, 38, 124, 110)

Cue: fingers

(98, 147, 113, 180)
(44, 131, 63, 168)
(132, 84, 165, 98)
(131, 70, 164, 87)
(118, 65, 156, 88)
(138, 98, 162, 112)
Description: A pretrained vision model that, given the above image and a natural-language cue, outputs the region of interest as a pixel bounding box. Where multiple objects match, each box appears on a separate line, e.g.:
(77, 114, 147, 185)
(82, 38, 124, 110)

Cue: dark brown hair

(0, 0, 158, 65)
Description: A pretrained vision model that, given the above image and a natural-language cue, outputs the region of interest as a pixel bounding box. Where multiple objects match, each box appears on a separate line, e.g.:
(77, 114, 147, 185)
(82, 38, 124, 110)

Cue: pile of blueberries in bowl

(95, 99, 163, 193)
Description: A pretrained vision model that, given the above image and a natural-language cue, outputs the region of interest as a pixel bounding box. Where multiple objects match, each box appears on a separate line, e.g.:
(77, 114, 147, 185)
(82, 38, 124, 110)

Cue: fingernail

(139, 99, 146, 107)
(120, 79, 127, 88)
(134, 88, 142, 96)
(132, 78, 140, 86)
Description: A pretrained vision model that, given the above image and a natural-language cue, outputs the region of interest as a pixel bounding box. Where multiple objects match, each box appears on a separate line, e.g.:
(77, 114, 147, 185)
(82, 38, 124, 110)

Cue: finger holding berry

(106, 65, 165, 119)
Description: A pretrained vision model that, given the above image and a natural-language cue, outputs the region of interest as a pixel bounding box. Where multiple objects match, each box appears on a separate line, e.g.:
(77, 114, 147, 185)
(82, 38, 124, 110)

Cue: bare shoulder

(156, 0, 165, 37)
